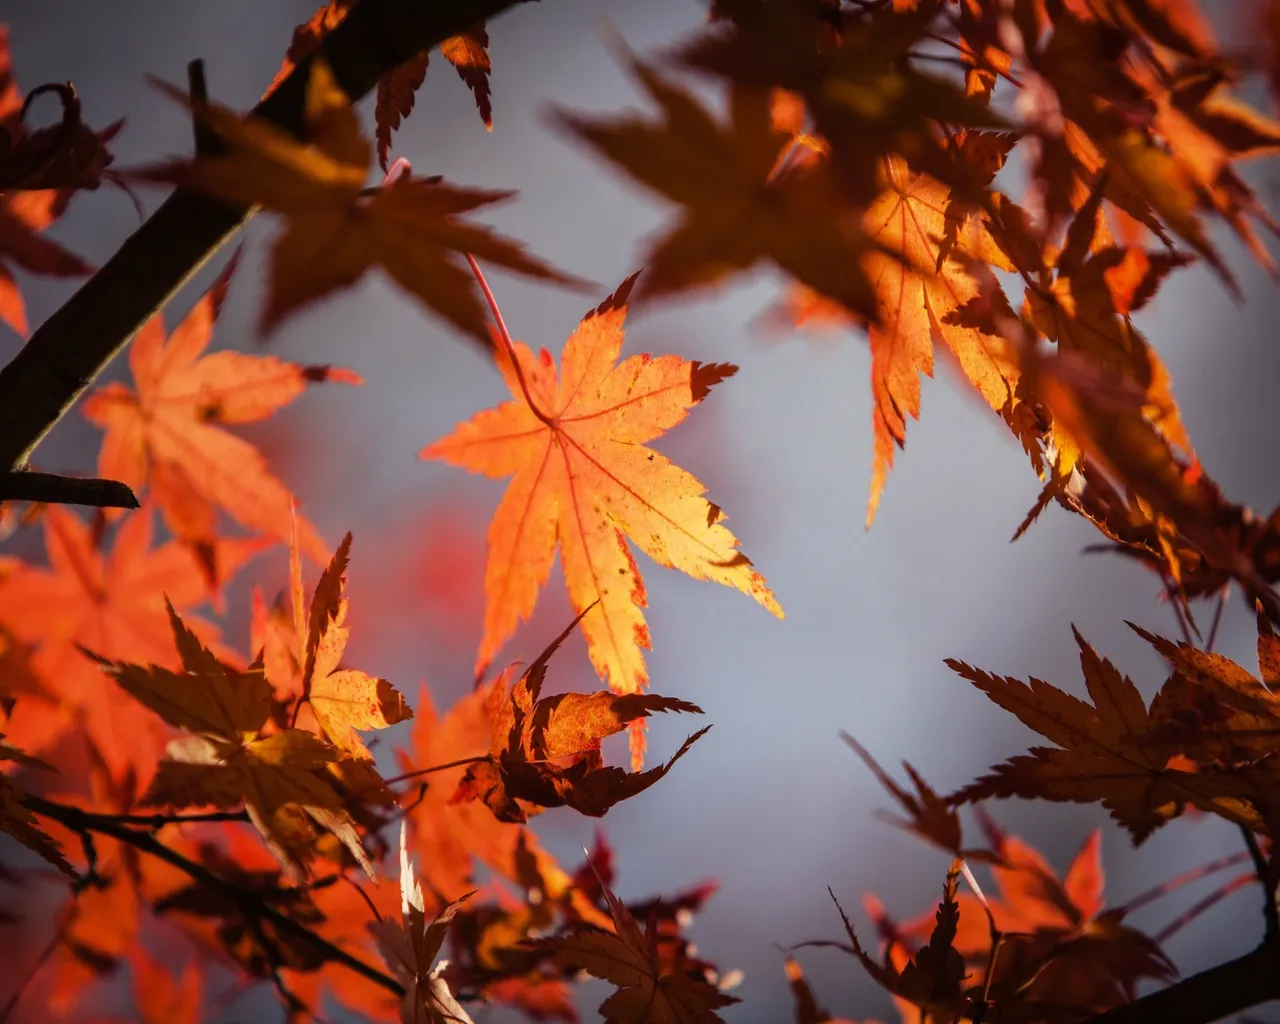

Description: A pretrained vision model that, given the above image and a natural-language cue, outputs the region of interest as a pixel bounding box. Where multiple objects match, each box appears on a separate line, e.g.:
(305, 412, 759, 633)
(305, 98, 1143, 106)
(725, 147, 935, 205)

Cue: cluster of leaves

(3, 0, 1280, 1022)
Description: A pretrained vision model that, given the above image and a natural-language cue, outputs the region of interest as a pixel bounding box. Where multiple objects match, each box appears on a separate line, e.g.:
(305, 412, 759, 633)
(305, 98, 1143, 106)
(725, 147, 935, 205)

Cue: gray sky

(5, 2, 1280, 1021)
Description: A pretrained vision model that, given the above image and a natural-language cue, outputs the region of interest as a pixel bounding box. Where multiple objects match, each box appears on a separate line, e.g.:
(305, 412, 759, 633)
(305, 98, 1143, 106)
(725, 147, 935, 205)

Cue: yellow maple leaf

(421, 275, 782, 768)
(862, 148, 1020, 526)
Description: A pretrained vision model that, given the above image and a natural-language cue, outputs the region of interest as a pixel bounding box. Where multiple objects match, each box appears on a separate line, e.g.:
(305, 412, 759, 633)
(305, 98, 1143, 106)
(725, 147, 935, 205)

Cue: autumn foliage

(4, 1, 1280, 1022)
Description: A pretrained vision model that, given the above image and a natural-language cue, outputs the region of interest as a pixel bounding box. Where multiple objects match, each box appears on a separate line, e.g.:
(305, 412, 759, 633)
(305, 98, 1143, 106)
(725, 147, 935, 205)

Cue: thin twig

(381, 755, 487, 788)
(1204, 586, 1229, 654)
(0, 470, 138, 509)
(1239, 825, 1279, 943)
(1152, 872, 1255, 945)
(110, 808, 250, 829)
(1161, 570, 1196, 647)
(1119, 850, 1253, 916)
(23, 794, 404, 998)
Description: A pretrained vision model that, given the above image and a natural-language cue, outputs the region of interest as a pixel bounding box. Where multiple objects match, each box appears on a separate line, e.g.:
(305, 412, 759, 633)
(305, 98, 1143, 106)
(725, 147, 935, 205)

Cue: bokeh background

(4, 1, 1280, 1021)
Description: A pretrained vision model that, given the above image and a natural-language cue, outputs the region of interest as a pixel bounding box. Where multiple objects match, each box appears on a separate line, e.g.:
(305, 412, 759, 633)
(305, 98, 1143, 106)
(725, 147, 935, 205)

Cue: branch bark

(1082, 942, 1280, 1024)
(0, 0, 532, 471)
(0, 470, 138, 508)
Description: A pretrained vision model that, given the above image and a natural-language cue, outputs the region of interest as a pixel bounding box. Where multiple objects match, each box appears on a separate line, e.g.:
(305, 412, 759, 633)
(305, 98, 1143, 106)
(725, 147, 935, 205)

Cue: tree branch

(0, 0, 532, 471)
(1082, 942, 1280, 1024)
(0, 470, 138, 508)
(23, 794, 403, 999)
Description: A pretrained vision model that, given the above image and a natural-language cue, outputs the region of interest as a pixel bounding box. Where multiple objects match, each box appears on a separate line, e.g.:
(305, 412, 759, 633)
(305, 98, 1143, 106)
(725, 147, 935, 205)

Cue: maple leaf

(422, 274, 782, 768)
(1130, 613, 1280, 837)
(859, 140, 1021, 526)
(0, 738, 74, 876)
(554, 60, 878, 320)
(268, 2, 494, 168)
(89, 601, 374, 878)
(675, 0, 1008, 202)
(371, 821, 476, 1024)
(254, 530, 413, 774)
(82, 253, 357, 569)
(546, 856, 739, 1023)
(450, 612, 709, 823)
(398, 679, 576, 911)
(1020, 177, 1194, 481)
(0, 26, 93, 337)
(0, 508, 255, 782)
(885, 820, 1174, 1016)
(137, 59, 584, 342)
(839, 731, 970, 859)
(0, 29, 123, 197)
(948, 627, 1263, 841)
(1014, 340, 1280, 622)
(1019, 7, 1280, 289)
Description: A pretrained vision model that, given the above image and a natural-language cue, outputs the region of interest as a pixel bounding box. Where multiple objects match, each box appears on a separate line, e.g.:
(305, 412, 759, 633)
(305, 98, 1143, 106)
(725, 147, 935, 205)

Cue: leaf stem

(1152, 871, 1255, 945)
(464, 252, 553, 426)
(381, 755, 488, 788)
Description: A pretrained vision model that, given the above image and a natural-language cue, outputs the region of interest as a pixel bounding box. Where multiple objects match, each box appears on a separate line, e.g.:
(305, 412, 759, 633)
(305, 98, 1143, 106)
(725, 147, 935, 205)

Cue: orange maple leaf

(398, 680, 574, 909)
(268, 530, 413, 762)
(422, 274, 782, 767)
(82, 254, 357, 567)
(861, 144, 1020, 526)
(450, 612, 708, 823)
(139, 60, 582, 342)
(0, 508, 255, 783)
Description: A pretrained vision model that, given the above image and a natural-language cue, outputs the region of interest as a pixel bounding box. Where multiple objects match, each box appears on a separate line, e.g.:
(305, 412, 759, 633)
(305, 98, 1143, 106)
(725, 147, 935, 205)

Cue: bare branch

(0, 470, 138, 509)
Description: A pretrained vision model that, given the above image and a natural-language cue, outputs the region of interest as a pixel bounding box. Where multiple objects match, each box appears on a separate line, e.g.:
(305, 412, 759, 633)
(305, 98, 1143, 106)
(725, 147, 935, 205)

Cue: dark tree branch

(23, 794, 403, 998)
(0, 0, 532, 471)
(0, 470, 138, 508)
(1082, 942, 1280, 1024)
(110, 808, 250, 829)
